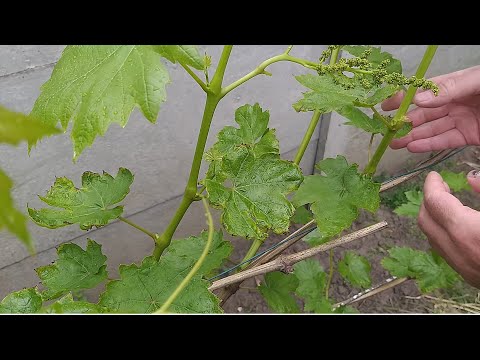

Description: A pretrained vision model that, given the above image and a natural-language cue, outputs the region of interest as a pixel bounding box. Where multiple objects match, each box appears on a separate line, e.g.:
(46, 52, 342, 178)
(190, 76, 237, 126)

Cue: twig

(180, 63, 209, 93)
(379, 149, 452, 192)
(209, 221, 387, 291)
(421, 295, 480, 313)
(119, 216, 157, 241)
(334, 277, 408, 308)
(250, 220, 315, 267)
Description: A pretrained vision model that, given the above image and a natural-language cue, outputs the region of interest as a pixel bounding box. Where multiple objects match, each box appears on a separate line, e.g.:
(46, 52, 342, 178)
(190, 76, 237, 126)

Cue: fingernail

(468, 170, 480, 178)
(415, 91, 434, 103)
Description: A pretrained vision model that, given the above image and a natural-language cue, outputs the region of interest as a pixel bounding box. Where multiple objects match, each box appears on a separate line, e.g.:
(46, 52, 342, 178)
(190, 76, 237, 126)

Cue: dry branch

(334, 277, 409, 308)
(210, 221, 388, 291)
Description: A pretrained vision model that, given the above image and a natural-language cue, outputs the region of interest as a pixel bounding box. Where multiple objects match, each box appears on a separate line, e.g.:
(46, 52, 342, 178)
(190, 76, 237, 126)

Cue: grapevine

(0, 44, 466, 314)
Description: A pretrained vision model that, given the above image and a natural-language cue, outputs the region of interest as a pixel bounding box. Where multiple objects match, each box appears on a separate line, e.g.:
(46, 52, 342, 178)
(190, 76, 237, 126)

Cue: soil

(221, 146, 480, 314)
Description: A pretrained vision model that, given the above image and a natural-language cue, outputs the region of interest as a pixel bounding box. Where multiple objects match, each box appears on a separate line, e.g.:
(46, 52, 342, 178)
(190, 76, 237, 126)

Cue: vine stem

(154, 45, 322, 259)
(180, 63, 208, 93)
(367, 133, 375, 163)
(370, 106, 389, 127)
(330, 47, 340, 66)
(363, 128, 397, 175)
(293, 47, 339, 165)
(363, 45, 438, 176)
(153, 46, 233, 260)
(118, 216, 157, 241)
(209, 221, 387, 291)
(240, 239, 263, 270)
(223, 46, 322, 267)
(325, 249, 334, 298)
(294, 110, 321, 165)
(220, 48, 318, 99)
(156, 198, 214, 313)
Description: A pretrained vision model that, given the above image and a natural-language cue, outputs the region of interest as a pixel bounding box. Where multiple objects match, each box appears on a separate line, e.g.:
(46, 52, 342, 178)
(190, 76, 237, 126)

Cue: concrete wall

(0, 45, 325, 297)
(324, 45, 480, 175)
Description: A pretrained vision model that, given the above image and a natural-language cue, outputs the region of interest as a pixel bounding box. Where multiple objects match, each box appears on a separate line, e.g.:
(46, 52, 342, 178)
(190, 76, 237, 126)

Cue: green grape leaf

(204, 103, 279, 181)
(307, 297, 335, 313)
(42, 293, 107, 314)
(338, 105, 411, 138)
(302, 228, 331, 247)
(381, 247, 416, 277)
(31, 45, 172, 159)
(440, 170, 471, 192)
(293, 156, 380, 238)
(293, 75, 368, 113)
(204, 104, 303, 241)
(294, 259, 328, 312)
(28, 168, 133, 230)
(338, 251, 372, 289)
(394, 190, 423, 218)
(152, 45, 204, 70)
(0, 105, 60, 145)
(36, 239, 108, 300)
(343, 45, 402, 74)
(258, 272, 300, 313)
(382, 247, 460, 293)
(295, 46, 402, 113)
(0, 105, 61, 252)
(163, 230, 233, 276)
(294, 74, 403, 113)
(0, 169, 32, 252)
(365, 84, 401, 105)
(99, 230, 229, 313)
(334, 305, 358, 313)
(0, 288, 43, 314)
(291, 206, 313, 224)
(338, 105, 384, 134)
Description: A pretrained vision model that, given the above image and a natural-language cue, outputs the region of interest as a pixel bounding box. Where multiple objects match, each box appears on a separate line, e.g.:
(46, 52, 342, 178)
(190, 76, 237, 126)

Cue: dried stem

(209, 222, 387, 291)
(334, 277, 408, 308)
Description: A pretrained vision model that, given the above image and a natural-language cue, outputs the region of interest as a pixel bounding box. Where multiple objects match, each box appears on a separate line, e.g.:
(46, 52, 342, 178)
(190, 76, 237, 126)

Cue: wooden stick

(334, 277, 408, 308)
(210, 221, 388, 291)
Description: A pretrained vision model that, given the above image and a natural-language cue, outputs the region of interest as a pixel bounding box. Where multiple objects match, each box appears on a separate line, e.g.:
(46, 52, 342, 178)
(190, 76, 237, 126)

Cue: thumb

(467, 170, 480, 193)
(414, 66, 480, 108)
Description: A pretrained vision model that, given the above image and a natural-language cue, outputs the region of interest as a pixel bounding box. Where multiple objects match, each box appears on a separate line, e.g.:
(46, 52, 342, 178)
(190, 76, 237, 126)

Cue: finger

(420, 203, 480, 288)
(406, 129, 467, 152)
(418, 203, 456, 265)
(405, 105, 450, 127)
(423, 171, 465, 228)
(381, 91, 405, 111)
(414, 66, 480, 108)
(467, 170, 480, 193)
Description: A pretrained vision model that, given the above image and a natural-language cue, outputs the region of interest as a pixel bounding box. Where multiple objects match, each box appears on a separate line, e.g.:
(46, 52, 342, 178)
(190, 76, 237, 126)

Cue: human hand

(382, 65, 480, 152)
(418, 171, 480, 288)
